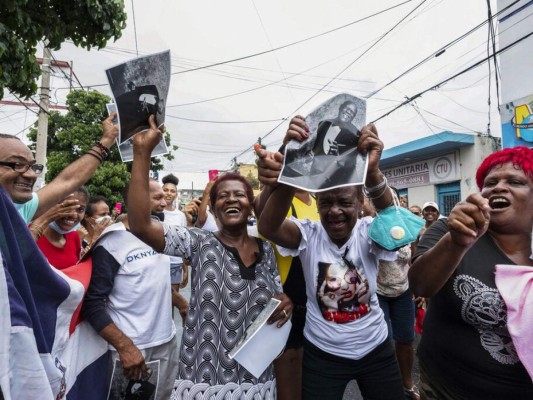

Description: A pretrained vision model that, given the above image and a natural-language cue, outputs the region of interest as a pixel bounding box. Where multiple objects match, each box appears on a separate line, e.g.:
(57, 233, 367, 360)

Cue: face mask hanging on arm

(368, 191, 425, 251)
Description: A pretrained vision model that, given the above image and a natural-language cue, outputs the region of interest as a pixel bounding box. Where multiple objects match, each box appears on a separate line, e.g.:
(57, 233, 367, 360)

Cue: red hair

(476, 146, 533, 190)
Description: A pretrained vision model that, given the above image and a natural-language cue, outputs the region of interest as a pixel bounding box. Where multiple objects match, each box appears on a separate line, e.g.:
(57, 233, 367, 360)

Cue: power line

(170, 0, 414, 76)
(367, 0, 519, 98)
(371, 30, 533, 123)
(166, 114, 286, 124)
(228, 0, 429, 165)
(131, 0, 139, 57)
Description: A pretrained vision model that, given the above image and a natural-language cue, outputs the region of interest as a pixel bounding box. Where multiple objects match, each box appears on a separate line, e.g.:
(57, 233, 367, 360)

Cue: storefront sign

(383, 153, 458, 188)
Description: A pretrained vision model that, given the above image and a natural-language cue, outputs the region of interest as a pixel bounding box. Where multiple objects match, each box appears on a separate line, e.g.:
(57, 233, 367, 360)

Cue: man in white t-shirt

(256, 117, 404, 400)
(161, 173, 189, 323)
(82, 179, 178, 400)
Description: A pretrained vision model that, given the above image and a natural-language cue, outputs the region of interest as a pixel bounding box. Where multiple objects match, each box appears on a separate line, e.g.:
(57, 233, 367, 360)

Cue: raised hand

(447, 193, 490, 248)
(100, 112, 119, 149)
(357, 123, 383, 176)
(256, 149, 284, 186)
(132, 115, 163, 154)
(283, 115, 309, 145)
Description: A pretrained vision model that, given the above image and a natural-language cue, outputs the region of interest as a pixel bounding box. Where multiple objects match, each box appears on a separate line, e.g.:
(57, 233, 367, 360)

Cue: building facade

(380, 132, 499, 216)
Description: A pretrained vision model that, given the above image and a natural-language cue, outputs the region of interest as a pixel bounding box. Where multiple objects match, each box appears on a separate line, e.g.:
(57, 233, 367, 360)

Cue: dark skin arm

(127, 116, 165, 252)
(34, 113, 118, 219)
(257, 120, 391, 248)
(99, 323, 147, 380)
(408, 193, 491, 297)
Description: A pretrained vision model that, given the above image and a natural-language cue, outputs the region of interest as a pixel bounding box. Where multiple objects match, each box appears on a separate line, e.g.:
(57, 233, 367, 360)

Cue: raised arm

(359, 123, 393, 211)
(195, 179, 215, 228)
(127, 116, 165, 252)
(254, 115, 307, 219)
(408, 193, 490, 297)
(34, 113, 118, 219)
(256, 149, 302, 249)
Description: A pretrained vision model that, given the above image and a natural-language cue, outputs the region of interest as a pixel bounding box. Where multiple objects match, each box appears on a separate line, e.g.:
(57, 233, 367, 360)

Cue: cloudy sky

(1, 0, 529, 188)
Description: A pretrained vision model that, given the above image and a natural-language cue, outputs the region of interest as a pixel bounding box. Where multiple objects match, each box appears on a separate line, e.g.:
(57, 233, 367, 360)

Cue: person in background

(409, 205, 422, 218)
(162, 173, 186, 225)
(32, 187, 89, 269)
(161, 173, 189, 325)
(257, 117, 404, 400)
(127, 116, 292, 399)
(80, 195, 114, 251)
(184, 179, 219, 232)
(421, 201, 440, 232)
(0, 113, 118, 223)
(376, 244, 419, 400)
(82, 178, 179, 400)
(409, 146, 533, 399)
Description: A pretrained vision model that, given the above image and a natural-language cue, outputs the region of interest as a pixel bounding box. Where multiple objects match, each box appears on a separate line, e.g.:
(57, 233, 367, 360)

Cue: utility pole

(34, 44, 52, 190)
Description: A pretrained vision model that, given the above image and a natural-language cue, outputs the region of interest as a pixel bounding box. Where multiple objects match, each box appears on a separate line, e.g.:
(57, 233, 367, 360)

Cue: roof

(380, 131, 475, 168)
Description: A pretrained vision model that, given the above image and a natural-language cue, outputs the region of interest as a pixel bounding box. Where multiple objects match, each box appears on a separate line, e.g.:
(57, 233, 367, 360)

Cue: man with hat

(421, 201, 440, 230)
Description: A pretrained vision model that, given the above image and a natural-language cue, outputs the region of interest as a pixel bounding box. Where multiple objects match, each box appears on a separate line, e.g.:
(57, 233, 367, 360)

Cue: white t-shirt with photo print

(277, 216, 394, 360)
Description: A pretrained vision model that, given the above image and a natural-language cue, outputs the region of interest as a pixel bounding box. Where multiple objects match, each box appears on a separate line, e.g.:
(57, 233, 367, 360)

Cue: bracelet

(94, 141, 110, 156)
(30, 223, 45, 239)
(365, 185, 390, 201)
(363, 175, 387, 195)
(86, 150, 103, 163)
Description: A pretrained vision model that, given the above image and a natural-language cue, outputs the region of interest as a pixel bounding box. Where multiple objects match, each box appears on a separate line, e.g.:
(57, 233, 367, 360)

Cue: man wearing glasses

(313, 100, 361, 157)
(0, 114, 118, 223)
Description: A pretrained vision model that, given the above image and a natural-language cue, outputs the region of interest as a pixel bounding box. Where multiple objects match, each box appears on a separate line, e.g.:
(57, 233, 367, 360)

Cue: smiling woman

(126, 118, 293, 400)
(409, 146, 533, 399)
(32, 187, 89, 269)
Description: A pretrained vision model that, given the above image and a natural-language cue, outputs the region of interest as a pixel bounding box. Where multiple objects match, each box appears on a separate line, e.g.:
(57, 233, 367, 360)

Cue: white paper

(228, 298, 292, 378)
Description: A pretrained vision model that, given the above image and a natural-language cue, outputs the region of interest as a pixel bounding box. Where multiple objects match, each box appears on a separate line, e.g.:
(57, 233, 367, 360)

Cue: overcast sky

(1, 0, 529, 188)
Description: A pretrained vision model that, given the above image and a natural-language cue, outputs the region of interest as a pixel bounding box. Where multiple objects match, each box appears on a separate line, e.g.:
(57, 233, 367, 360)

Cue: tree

(0, 0, 127, 100)
(245, 170, 260, 190)
(27, 90, 177, 204)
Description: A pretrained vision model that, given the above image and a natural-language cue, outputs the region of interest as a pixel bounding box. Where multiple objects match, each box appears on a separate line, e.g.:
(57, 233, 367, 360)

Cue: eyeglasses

(0, 161, 44, 174)
(411, 211, 421, 216)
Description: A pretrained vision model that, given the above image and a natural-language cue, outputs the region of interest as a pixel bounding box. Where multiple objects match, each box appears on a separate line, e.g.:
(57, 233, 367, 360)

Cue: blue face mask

(49, 221, 82, 235)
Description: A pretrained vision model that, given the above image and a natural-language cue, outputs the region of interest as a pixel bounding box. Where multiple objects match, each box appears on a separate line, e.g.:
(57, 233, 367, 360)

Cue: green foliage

(27, 90, 176, 204)
(245, 170, 260, 190)
(0, 0, 127, 99)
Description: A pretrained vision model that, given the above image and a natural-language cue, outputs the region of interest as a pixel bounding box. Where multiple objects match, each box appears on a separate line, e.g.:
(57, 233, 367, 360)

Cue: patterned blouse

(163, 225, 282, 400)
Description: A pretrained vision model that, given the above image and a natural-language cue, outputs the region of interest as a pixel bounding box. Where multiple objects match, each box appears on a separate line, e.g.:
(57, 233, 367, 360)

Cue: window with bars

(437, 182, 460, 216)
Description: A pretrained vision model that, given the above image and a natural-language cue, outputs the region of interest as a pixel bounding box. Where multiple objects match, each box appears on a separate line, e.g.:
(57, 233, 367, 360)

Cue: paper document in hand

(105, 50, 170, 162)
(108, 359, 160, 400)
(279, 93, 368, 192)
(228, 297, 292, 378)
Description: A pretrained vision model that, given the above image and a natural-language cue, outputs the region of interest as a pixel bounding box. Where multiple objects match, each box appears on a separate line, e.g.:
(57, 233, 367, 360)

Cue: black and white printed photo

(279, 93, 368, 192)
(107, 360, 159, 400)
(106, 51, 170, 160)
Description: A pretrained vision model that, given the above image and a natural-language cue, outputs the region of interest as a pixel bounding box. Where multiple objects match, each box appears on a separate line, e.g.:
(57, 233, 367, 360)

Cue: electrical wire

(170, 0, 414, 76)
(227, 0, 429, 166)
(367, 0, 519, 98)
(131, 0, 139, 57)
(371, 30, 533, 123)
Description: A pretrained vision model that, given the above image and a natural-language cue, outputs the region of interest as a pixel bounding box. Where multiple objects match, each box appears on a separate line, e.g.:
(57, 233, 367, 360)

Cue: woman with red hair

(409, 146, 533, 399)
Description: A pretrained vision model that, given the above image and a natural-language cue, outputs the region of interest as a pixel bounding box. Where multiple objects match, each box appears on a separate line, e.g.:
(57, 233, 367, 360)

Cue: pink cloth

(495, 264, 533, 380)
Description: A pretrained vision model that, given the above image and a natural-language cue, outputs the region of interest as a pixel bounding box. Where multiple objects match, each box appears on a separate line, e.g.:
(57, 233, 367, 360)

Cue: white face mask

(49, 221, 81, 235)
(95, 216, 112, 224)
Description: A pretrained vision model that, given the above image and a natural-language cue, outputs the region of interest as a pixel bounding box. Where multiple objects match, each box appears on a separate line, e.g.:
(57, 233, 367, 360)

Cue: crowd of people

(0, 111, 532, 400)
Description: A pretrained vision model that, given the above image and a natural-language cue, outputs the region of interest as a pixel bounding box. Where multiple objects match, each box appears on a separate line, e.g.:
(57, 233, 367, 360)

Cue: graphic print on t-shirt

(316, 257, 371, 324)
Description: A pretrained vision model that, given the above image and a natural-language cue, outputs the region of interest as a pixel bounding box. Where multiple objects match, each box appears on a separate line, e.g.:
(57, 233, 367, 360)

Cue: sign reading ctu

(383, 153, 458, 188)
